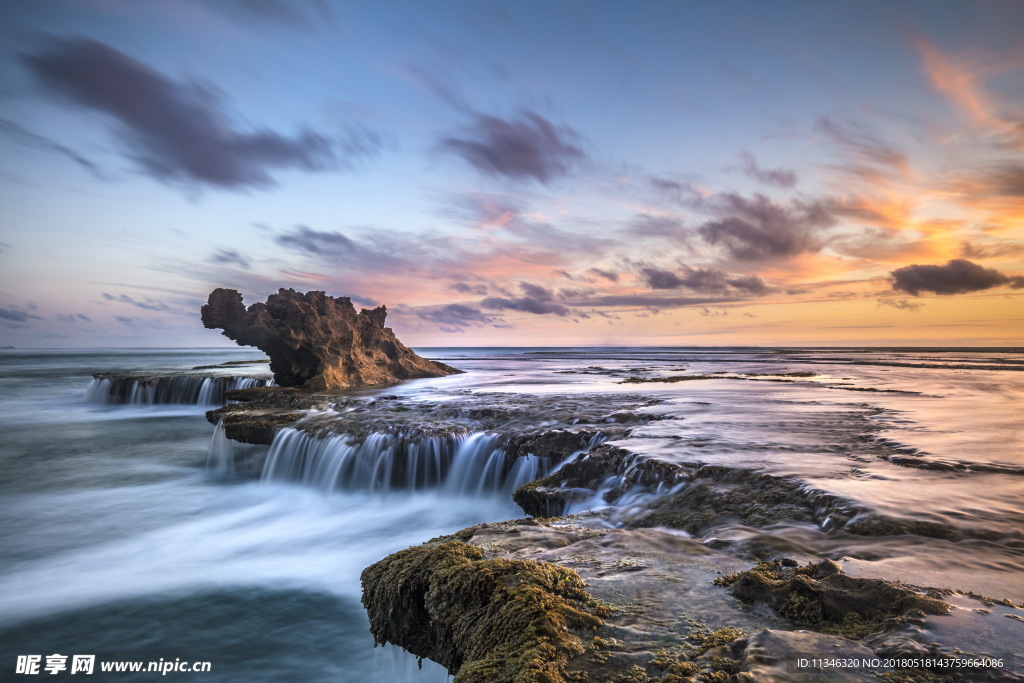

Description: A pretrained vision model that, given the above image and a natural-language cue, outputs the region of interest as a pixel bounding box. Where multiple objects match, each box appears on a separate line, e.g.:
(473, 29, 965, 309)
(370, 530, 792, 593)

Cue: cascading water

(261, 428, 551, 496)
(86, 375, 273, 406)
(206, 420, 270, 478)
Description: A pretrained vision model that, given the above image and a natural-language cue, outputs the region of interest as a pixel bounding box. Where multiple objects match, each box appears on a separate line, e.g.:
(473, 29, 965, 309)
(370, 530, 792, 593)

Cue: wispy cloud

(101, 292, 177, 312)
(876, 297, 923, 312)
(21, 38, 376, 191)
(206, 0, 337, 32)
(56, 313, 93, 322)
(0, 119, 105, 178)
(959, 240, 1024, 259)
(0, 306, 42, 322)
(739, 151, 797, 188)
(481, 282, 572, 316)
(439, 110, 586, 183)
(817, 117, 910, 178)
(913, 37, 1012, 135)
(207, 248, 251, 269)
(416, 303, 509, 333)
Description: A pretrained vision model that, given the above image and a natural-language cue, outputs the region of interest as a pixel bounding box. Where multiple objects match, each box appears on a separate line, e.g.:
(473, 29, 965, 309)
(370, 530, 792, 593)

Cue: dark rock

(206, 407, 305, 445)
(201, 288, 462, 389)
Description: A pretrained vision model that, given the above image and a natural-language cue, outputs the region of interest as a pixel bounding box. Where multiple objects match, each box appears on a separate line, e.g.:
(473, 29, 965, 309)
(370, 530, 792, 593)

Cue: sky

(1, 0, 1022, 348)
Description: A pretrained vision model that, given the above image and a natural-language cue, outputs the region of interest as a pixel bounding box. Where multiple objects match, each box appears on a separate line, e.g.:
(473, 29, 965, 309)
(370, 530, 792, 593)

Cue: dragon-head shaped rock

(202, 288, 461, 389)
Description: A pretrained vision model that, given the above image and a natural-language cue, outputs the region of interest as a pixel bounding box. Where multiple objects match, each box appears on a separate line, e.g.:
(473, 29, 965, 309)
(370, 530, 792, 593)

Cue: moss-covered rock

(361, 539, 603, 682)
(714, 559, 951, 636)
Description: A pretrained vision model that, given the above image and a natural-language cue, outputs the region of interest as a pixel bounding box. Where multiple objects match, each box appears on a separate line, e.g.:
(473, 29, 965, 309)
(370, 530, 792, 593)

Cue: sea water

(1, 346, 1022, 680)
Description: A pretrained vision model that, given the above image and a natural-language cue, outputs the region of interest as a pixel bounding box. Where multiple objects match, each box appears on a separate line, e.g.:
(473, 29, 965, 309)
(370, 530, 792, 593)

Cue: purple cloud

(890, 259, 1024, 295)
(439, 110, 585, 183)
(21, 38, 375, 190)
(697, 193, 834, 261)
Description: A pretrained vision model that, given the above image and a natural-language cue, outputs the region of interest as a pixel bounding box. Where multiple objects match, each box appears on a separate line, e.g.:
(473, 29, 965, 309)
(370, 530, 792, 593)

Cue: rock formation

(201, 288, 461, 390)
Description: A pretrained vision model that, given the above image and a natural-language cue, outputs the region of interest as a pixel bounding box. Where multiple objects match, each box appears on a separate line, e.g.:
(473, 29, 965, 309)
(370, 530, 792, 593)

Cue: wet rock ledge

(203, 381, 1023, 680)
(361, 518, 1024, 683)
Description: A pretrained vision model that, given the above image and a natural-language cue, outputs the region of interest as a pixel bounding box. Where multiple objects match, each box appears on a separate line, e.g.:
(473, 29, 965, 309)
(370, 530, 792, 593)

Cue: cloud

(877, 298, 923, 312)
(450, 281, 489, 295)
(208, 0, 336, 31)
(646, 176, 702, 206)
(404, 62, 472, 113)
(588, 268, 619, 282)
(0, 307, 41, 322)
(816, 117, 909, 177)
(697, 193, 834, 261)
(959, 240, 1024, 259)
(726, 275, 769, 294)
(276, 225, 356, 255)
(829, 225, 935, 262)
(914, 37, 1000, 129)
(207, 248, 251, 269)
(640, 266, 767, 294)
(481, 282, 572, 316)
(640, 267, 688, 289)
(975, 162, 1024, 198)
(739, 151, 797, 188)
(417, 303, 507, 332)
(56, 313, 93, 322)
(0, 118, 105, 178)
(562, 294, 742, 309)
(890, 259, 1024, 295)
(115, 316, 134, 324)
(101, 292, 174, 312)
(444, 191, 619, 256)
(439, 110, 585, 183)
(21, 38, 375, 190)
(274, 225, 428, 272)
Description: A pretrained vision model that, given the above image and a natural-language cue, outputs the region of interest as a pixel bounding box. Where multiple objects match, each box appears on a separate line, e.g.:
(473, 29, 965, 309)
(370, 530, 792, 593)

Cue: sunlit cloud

(914, 37, 1010, 134)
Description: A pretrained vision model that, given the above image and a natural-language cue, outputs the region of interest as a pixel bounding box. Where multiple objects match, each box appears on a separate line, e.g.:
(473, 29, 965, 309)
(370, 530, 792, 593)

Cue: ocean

(0, 347, 1021, 680)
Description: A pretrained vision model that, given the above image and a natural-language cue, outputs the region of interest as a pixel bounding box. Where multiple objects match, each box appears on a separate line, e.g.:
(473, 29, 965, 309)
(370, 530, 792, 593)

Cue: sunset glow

(1, 1, 1022, 347)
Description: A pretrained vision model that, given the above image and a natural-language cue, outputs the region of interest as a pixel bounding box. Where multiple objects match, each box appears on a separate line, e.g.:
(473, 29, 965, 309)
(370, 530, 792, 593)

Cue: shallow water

(1, 346, 1022, 679)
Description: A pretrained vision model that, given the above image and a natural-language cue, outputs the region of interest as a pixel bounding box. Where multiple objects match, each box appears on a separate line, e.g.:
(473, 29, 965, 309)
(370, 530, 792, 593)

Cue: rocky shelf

(362, 517, 1023, 682)
(206, 383, 1023, 682)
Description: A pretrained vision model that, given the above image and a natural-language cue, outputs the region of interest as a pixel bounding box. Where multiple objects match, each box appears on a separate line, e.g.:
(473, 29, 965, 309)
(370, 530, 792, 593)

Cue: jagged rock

(201, 288, 461, 389)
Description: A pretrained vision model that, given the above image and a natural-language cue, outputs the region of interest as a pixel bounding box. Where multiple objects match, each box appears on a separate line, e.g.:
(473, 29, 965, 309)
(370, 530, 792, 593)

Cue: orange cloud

(914, 37, 1024, 149)
(916, 39, 997, 126)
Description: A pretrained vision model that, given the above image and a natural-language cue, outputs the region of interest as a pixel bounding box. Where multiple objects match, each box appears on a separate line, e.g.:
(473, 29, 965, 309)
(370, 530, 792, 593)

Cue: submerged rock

(201, 288, 461, 389)
(714, 559, 951, 636)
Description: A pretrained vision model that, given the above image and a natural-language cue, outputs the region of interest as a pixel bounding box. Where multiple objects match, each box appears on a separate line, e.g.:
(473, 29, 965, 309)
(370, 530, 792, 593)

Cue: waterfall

(205, 420, 269, 478)
(206, 420, 237, 476)
(86, 376, 273, 406)
(261, 428, 551, 496)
